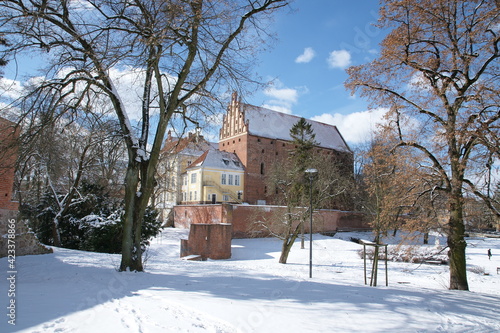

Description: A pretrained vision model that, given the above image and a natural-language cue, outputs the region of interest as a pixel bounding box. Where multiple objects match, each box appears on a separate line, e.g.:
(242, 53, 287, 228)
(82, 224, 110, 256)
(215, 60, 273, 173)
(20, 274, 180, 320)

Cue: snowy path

(2, 229, 500, 332)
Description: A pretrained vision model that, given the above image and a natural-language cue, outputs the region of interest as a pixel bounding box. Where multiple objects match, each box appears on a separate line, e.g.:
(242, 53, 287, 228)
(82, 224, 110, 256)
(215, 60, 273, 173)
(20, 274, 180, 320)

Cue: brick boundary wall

(174, 204, 370, 238)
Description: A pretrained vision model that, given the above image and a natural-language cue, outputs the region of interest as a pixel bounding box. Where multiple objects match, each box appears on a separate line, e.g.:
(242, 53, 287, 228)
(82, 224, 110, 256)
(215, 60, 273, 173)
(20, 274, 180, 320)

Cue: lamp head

(305, 168, 318, 175)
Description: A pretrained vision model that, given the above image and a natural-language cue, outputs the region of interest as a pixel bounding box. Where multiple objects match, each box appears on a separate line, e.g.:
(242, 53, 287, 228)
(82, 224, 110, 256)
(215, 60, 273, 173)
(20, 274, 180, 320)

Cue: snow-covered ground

(2, 229, 500, 333)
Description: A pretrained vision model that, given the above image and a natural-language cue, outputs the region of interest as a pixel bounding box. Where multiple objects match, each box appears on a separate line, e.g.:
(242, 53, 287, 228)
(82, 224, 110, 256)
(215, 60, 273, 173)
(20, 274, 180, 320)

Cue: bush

(22, 181, 162, 254)
(80, 207, 162, 254)
(359, 245, 449, 264)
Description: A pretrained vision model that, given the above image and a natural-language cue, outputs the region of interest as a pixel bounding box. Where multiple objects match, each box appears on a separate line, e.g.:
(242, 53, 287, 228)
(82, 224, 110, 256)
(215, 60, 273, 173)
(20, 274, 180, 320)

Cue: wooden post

(385, 244, 388, 287)
(363, 243, 367, 285)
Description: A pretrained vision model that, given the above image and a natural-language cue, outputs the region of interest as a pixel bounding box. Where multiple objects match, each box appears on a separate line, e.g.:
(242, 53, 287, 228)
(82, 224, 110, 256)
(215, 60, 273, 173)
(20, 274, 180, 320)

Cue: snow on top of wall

(243, 104, 351, 153)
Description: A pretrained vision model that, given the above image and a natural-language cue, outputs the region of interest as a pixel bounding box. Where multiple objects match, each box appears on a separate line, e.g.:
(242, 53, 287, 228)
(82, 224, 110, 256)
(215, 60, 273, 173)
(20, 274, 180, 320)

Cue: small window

(260, 163, 264, 175)
(221, 174, 227, 185)
(223, 195, 230, 201)
(257, 138, 261, 142)
(194, 191, 197, 201)
(235, 175, 240, 186)
(270, 140, 274, 144)
(262, 149, 265, 153)
(228, 174, 233, 185)
(222, 159, 229, 166)
(191, 173, 197, 184)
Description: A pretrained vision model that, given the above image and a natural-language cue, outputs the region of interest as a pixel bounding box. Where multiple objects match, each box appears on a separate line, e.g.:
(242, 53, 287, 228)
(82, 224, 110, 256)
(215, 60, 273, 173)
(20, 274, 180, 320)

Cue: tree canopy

(346, 0, 500, 290)
(1, 0, 290, 271)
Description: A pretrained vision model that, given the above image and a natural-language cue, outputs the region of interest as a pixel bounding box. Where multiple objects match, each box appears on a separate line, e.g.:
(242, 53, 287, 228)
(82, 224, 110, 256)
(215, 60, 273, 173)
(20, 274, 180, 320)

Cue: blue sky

(1, 0, 389, 146)
(247, 0, 389, 145)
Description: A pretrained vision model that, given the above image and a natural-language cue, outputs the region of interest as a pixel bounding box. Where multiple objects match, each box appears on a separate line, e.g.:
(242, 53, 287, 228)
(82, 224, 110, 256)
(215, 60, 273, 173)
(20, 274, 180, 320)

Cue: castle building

(218, 92, 353, 205)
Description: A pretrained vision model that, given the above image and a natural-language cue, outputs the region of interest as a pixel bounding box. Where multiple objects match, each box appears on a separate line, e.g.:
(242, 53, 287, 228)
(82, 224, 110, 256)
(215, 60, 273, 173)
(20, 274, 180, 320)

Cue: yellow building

(155, 131, 215, 217)
(182, 149, 244, 204)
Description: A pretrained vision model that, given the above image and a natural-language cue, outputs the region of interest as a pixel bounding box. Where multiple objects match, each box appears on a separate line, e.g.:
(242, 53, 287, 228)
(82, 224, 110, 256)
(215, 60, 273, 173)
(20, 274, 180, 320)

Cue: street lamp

(305, 168, 317, 278)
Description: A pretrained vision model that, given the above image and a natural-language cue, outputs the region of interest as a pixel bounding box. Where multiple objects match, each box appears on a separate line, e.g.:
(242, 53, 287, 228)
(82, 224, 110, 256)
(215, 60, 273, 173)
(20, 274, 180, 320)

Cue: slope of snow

(2, 229, 499, 333)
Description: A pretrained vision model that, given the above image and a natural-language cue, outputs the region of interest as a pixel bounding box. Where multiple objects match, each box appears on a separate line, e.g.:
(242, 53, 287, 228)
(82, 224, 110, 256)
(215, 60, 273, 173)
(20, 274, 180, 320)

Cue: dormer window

(222, 159, 229, 165)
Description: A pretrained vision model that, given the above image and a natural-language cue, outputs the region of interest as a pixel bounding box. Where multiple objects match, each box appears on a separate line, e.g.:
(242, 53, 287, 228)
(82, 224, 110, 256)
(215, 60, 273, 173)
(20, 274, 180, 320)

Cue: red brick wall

(180, 223, 232, 259)
(0, 117, 19, 211)
(174, 204, 369, 238)
(174, 204, 225, 229)
(220, 133, 354, 206)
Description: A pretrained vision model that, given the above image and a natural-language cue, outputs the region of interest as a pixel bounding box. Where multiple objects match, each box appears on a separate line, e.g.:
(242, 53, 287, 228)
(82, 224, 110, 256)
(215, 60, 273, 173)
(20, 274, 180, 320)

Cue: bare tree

(16, 101, 125, 246)
(255, 119, 353, 264)
(346, 0, 500, 290)
(2, 0, 290, 271)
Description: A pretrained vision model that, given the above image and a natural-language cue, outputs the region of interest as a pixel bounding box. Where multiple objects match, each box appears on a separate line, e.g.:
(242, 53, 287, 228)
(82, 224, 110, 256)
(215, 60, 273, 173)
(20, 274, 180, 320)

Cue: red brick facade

(0, 117, 19, 211)
(180, 223, 232, 259)
(219, 92, 353, 205)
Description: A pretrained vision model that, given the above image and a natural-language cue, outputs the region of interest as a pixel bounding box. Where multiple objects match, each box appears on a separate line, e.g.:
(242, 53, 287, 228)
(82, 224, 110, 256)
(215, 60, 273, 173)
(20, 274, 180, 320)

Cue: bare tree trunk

(300, 221, 305, 249)
(447, 193, 468, 290)
(279, 219, 302, 264)
(423, 232, 429, 245)
(120, 162, 141, 271)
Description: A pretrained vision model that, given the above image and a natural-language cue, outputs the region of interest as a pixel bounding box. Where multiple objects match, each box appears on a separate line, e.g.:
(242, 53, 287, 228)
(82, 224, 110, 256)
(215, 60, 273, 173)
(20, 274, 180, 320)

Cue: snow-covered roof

(162, 131, 216, 157)
(243, 104, 351, 153)
(187, 149, 244, 171)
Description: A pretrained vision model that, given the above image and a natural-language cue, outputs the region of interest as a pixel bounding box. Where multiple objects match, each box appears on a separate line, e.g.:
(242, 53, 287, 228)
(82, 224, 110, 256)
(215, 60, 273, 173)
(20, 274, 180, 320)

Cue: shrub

(22, 181, 162, 253)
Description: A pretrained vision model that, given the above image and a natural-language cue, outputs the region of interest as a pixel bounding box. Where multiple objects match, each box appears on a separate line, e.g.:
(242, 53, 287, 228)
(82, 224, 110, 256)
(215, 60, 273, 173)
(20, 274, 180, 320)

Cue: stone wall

(0, 209, 53, 258)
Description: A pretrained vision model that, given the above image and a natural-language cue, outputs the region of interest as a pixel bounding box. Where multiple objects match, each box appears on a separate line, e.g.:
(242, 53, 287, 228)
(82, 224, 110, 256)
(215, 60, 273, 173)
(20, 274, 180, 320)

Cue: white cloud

(261, 104, 293, 114)
(327, 49, 352, 69)
(295, 47, 316, 63)
(261, 82, 304, 114)
(264, 86, 298, 104)
(311, 107, 388, 145)
(0, 77, 24, 100)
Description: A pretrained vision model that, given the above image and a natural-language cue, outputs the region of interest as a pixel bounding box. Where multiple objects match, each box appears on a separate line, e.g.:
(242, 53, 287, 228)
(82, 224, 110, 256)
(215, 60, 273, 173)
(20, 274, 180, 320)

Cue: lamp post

(305, 168, 317, 278)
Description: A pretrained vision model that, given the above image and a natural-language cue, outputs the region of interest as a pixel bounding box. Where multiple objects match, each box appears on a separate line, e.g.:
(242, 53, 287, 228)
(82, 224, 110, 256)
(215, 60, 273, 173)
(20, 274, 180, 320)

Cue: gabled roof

(162, 131, 215, 156)
(242, 104, 351, 153)
(187, 149, 244, 171)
